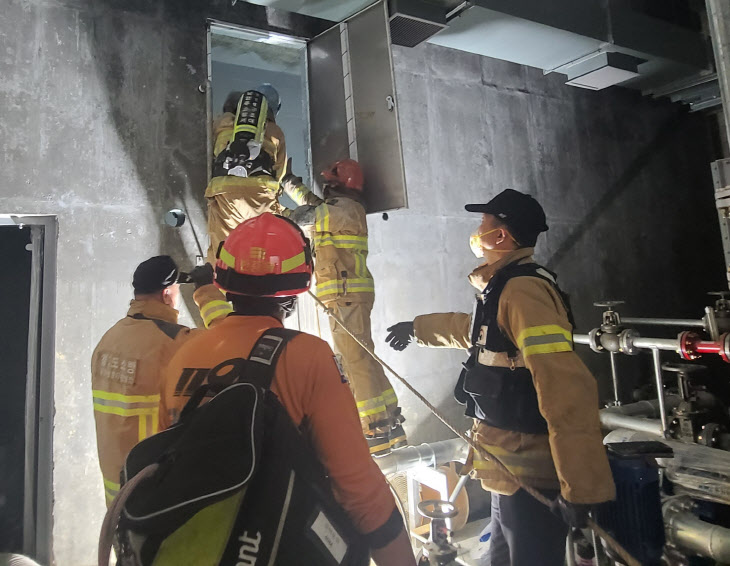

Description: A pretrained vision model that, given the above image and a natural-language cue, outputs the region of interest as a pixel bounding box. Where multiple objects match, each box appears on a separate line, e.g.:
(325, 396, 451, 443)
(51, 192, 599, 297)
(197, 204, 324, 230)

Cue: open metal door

(307, 1, 407, 212)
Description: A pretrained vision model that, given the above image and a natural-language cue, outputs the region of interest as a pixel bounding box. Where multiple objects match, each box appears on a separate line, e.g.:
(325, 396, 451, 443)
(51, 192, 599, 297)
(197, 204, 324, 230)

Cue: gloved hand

(281, 157, 302, 187)
(289, 205, 317, 226)
(385, 321, 415, 351)
(187, 263, 214, 289)
(550, 495, 590, 529)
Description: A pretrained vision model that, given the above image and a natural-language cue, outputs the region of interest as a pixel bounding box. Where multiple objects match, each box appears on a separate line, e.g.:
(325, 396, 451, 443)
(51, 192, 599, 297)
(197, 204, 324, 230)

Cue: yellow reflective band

(92, 390, 160, 404)
(233, 124, 258, 135)
(522, 341, 573, 357)
(356, 394, 384, 409)
(359, 406, 388, 418)
(315, 204, 330, 233)
(516, 324, 572, 350)
(382, 389, 398, 405)
(316, 278, 375, 297)
(219, 247, 236, 268)
(200, 300, 232, 327)
(139, 413, 147, 440)
(281, 251, 305, 273)
(104, 478, 120, 491)
(93, 404, 158, 417)
(313, 235, 368, 250)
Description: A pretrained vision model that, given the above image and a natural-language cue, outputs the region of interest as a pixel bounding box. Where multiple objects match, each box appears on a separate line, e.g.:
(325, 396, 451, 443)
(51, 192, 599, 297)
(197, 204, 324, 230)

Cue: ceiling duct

(565, 52, 643, 90)
(388, 0, 448, 48)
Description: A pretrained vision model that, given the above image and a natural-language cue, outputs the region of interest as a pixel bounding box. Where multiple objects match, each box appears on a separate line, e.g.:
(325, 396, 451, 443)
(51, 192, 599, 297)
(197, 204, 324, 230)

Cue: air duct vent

(388, 0, 447, 48)
(565, 52, 644, 91)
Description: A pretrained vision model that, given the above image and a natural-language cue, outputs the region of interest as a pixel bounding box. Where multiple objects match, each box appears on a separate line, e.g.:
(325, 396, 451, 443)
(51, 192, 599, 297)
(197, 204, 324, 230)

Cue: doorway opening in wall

(208, 22, 312, 206)
(0, 215, 56, 565)
(207, 22, 327, 340)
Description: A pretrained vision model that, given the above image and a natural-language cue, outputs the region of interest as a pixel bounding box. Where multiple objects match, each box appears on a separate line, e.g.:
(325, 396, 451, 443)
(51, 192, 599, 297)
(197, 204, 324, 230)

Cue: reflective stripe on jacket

(413, 248, 615, 505)
(310, 197, 374, 302)
(91, 285, 231, 506)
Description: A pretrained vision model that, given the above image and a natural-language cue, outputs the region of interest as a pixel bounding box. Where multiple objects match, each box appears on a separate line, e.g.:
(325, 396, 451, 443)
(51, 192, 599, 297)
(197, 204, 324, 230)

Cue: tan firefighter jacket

(91, 284, 231, 506)
(205, 112, 287, 201)
(413, 248, 615, 505)
(282, 182, 374, 302)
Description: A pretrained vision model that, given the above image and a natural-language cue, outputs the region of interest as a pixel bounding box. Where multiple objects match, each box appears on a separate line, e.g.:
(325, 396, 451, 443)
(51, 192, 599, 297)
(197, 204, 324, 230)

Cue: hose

(308, 290, 641, 566)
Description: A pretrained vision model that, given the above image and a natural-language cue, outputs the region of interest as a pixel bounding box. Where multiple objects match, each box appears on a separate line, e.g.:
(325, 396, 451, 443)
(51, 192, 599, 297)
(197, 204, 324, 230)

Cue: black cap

(132, 255, 179, 294)
(465, 189, 548, 246)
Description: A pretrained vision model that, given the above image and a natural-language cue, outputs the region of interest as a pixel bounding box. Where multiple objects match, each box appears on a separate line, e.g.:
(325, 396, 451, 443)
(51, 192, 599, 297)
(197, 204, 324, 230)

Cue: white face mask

(469, 228, 501, 258)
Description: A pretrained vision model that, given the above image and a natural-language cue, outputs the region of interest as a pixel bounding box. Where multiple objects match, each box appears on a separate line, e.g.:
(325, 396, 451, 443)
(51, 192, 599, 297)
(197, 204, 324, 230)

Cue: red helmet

(321, 159, 364, 191)
(215, 213, 313, 297)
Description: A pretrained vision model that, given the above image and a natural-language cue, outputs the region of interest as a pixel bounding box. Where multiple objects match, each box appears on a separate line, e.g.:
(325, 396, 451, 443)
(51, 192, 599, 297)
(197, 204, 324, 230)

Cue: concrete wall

(0, 1, 723, 564)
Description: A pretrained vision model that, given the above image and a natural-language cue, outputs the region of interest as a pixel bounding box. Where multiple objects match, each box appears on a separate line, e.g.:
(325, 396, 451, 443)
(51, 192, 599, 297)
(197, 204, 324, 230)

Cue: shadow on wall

(87, 3, 210, 323)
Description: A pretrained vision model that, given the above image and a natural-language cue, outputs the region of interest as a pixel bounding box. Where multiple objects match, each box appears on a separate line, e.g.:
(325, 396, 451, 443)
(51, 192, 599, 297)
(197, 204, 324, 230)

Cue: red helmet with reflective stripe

(214, 213, 313, 297)
(321, 159, 364, 191)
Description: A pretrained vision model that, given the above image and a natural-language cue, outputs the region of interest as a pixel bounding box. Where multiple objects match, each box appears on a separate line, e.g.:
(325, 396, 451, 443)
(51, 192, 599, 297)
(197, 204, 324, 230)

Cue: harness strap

(128, 313, 185, 340)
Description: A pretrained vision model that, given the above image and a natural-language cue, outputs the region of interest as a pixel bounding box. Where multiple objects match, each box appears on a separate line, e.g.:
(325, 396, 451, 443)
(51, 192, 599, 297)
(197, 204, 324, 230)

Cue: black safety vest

(455, 261, 573, 435)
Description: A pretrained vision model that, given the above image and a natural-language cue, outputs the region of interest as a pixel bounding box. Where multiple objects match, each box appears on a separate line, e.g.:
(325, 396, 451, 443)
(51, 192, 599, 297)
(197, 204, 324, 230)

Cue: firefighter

(160, 214, 416, 565)
(205, 84, 288, 263)
(279, 159, 406, 456)
(91, 256, 231, 507)
(385, 189, 615, 566)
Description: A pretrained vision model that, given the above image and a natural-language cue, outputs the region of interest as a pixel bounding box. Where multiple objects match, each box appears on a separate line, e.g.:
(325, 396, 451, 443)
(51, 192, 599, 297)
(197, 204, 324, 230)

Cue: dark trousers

(486, 489, 569, 566)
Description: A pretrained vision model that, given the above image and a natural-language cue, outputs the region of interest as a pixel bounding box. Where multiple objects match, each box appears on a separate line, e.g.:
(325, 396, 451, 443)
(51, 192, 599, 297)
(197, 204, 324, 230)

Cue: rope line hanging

(307, 290, 641, 566)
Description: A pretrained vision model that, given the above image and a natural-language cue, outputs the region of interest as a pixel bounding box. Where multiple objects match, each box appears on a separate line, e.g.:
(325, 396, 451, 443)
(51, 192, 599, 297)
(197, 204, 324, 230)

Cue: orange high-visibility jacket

(91, 285, 231, 506)
(413, 248, 615, 505)
(160, 315, 398, 538)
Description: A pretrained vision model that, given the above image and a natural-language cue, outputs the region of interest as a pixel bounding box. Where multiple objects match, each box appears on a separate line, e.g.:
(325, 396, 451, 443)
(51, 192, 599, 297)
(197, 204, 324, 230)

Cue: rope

(307, 290, 641, 566)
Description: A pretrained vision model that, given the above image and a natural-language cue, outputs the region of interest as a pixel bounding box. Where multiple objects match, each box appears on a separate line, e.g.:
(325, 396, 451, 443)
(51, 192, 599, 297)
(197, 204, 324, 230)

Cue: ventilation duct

(388, 0, 448, 48)
(565, 52, 643, 90)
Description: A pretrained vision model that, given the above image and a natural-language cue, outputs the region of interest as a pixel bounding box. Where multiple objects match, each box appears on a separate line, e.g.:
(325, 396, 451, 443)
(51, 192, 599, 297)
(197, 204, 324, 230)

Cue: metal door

(307, 1, 407, 212)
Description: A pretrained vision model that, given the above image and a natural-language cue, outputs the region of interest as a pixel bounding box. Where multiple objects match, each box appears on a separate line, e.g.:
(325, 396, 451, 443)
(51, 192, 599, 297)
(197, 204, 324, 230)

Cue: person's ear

(161, 288, 172, 306)
(495, 228, 508, 245)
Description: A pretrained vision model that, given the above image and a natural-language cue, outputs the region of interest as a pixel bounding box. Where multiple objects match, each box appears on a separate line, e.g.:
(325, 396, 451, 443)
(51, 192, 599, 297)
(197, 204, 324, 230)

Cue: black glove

(550, 495, 590, 529)
(187, 264, 214, 289)
(385, 321, 415, 351)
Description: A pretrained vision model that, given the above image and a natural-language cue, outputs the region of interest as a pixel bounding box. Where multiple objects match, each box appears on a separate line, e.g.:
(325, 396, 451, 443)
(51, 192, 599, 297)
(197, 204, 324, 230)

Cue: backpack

(212, 90, 275, 179)
(99, 327, 368, 566)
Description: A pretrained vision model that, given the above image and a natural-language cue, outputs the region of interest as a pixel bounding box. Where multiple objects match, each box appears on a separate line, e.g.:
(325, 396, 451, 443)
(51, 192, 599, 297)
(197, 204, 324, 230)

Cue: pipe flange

(721, 333, 730, 363)
(588, 328, 604, 353)
(618, 328, 640, 355)
(698, 423, 723, 447)
(678, 331, 702, 360)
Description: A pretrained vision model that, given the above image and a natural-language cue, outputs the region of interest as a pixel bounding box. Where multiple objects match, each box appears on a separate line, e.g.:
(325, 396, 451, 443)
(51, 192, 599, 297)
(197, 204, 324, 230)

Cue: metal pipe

(651, 348, 669, 435)
(707, 0, 730, 146)
(665, 501, 730, 562)
(621, 317, 704, 328)
(599, 412, 664, 436)
(631, 337, 679, 351)
(375, 439, 469, 476)
(602, 396, 681, 418)
(574, 333, 590, 346)
(609, 352, 620, 405)
(448, 474, 469, 504)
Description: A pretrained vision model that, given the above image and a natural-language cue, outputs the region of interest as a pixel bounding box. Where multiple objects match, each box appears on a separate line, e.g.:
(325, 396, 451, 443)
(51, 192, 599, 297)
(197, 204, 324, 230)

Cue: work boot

(366, 428, 391, 457)
(389, 423, 407, 450)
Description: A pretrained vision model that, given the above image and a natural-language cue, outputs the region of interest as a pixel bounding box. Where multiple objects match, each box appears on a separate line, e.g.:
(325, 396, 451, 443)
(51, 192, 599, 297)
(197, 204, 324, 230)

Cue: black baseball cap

(132, 255, 180, 294)
(465, 189, 548, 246)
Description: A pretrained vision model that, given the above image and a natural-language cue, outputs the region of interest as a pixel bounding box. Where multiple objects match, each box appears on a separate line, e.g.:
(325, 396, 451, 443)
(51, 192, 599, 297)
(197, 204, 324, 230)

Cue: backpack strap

(246, 326, 300, 390)
(128, 313, 185, 340)
(178, 327, 300, 422)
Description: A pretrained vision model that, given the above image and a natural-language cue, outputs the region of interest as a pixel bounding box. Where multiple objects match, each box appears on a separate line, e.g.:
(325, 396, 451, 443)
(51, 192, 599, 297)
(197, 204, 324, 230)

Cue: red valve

(678, 331, 730, 363)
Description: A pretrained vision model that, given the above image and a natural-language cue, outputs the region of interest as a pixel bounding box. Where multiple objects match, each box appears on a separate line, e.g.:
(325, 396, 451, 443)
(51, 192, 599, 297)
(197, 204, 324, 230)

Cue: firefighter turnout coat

(282, 182, 400, 432)
(91, 285, 231, 506)
(412, 248, 615, 505)
(205, 112, 287, 263)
